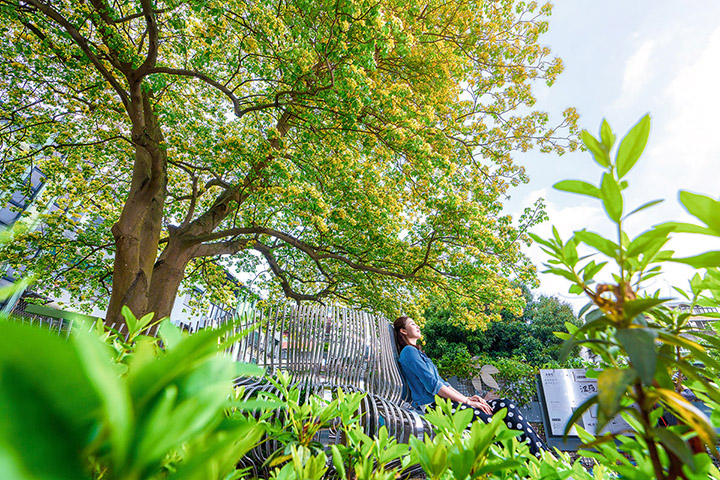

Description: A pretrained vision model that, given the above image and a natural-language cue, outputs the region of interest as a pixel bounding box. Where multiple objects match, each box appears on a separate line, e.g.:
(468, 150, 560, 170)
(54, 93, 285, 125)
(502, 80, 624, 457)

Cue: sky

(503, 1, 720, 311)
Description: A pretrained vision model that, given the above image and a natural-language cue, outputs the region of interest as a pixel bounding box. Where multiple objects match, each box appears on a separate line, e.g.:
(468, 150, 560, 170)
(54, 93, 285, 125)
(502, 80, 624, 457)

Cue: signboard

(539, 369, 632, 437)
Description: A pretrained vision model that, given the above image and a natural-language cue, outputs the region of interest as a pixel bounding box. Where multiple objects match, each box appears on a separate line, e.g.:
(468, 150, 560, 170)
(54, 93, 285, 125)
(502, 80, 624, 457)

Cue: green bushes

(0, 309, 269, 480)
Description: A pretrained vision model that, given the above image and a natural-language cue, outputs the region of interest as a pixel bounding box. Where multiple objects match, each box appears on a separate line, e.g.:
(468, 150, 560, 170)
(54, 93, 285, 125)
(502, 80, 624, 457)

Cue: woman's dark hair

(393, 316, 420, 353)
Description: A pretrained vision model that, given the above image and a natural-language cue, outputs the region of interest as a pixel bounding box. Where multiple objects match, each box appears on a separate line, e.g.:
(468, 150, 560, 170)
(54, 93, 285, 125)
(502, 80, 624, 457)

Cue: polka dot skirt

(437, 398, 548, 457)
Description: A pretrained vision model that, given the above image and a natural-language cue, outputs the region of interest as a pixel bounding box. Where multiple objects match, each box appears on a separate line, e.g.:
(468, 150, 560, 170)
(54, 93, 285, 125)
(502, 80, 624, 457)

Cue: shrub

(532, 116, 720, 479)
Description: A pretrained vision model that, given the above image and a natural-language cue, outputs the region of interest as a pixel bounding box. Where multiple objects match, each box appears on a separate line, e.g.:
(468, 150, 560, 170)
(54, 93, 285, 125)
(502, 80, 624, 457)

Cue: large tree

(0, 0, 578, 325)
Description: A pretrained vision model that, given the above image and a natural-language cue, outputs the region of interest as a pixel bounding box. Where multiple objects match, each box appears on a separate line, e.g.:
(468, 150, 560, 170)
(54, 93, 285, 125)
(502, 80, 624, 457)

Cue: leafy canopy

(0, 0, 578, 321)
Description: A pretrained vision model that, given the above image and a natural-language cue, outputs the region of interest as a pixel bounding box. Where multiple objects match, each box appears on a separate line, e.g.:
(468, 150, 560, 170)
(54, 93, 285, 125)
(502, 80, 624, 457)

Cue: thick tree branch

(190, 226, 432, 281)
(134, 0, 159, 78)
(145, 67, 274, 117)
(253, 241, 335, 302)
(114, 8, 167, 24)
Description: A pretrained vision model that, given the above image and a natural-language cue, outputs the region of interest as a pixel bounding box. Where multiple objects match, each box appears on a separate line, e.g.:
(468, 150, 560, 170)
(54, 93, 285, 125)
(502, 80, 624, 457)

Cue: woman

(394, 316, 548, 457)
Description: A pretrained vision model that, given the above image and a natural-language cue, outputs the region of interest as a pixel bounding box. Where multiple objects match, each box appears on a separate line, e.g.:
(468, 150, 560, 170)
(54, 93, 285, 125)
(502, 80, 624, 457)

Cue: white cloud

(649, 25, 720, 188)
(615, 39, 656, 107)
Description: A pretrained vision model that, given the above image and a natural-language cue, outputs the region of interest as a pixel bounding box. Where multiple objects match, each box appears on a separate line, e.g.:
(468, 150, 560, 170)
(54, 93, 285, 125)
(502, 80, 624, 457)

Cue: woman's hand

(465, 398, 493, 415)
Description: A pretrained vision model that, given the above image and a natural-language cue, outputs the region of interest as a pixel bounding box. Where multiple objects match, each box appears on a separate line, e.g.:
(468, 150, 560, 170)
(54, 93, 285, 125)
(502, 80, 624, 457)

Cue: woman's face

(402, 318, 422, 340)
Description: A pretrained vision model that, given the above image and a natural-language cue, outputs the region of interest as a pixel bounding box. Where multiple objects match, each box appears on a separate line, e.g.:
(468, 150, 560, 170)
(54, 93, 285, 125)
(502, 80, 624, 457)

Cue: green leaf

(615, 328, 657, 386)
(582, 260, 608, 282)
(679, 190, 720, 235)
(600, 173, 623, 223)
(626, 228, 670, 257)
(0, 323, 99, 480)
(597, 368, 636, 418)
(563, 395, 598, 439)
(624, 199, 663, 219)
(656, 388, 718, 449)
(660, 221, 716, 235)
(553, 180, 601, 199)
(475, 459, 524, 476)
(616, 114, 650, 178)
(448, 445, 475, 480)
(121, 305, 137, 333)
(528, 232, 556, 249)
(578, 301, 594, 318)
(158, 320, 184, 350)
(135, 311, 156, 334)
(622, 297, 670, 318)
(575, 230, 619, 258)
(581, 130, 610, 167)
(72, 329, 133, 468)
(563, 238, 579, 265)
(671, 252, 720, 269)
(600, 119, 615, 150)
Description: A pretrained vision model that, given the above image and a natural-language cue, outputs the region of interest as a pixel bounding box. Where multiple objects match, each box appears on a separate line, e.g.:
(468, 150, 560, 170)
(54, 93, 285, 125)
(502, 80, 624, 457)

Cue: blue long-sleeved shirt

(398, 346, 449, 409)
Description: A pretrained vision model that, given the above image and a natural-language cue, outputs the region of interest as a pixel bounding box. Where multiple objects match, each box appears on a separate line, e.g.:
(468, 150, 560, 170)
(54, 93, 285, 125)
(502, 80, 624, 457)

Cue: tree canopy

(0, 0, 578, 325)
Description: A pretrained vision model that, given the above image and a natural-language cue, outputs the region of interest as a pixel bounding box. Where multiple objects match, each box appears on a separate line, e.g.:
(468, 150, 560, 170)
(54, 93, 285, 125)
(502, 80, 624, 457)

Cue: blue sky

(504, 1, 720, 310)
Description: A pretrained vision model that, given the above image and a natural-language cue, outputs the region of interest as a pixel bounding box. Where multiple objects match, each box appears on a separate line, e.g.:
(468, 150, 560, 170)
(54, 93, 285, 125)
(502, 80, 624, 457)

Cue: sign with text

(539, 369, 632, 437)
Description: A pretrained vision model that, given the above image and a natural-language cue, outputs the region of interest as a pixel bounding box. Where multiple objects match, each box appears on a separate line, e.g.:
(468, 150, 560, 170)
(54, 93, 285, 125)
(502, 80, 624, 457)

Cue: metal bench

(227, 304, 431, 476)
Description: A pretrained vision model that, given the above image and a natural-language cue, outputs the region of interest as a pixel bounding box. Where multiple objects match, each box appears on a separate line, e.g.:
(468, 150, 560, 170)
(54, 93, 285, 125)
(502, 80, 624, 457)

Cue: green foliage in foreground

(533, 115, 720, 480)
(0, 301, 718, 480)
(0, 309, 270, 480)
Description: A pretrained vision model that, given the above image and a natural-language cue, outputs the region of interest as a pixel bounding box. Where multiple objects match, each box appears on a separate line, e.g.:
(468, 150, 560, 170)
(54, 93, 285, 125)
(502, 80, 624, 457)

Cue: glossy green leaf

(624, 199, 663, 219)
(656, 388, 718, 449)
(616, 114, 650, 178)
(448, 445, 475, 480)
(122, 305, 137, 333)
(0, 324, 98, 480)
(600, 173, 623, 223)
(679, 190, 720, 235)
(563, 238, 579, 264)
(575, 230, 619, 258)
(581, 130, 611, 167)
(528, 232, 555, 249)
(582, 260, 608, 282)
(622, 298, 669, 319)
(671, 252, 720, 269)
(600, 119, 615, 150)
(597, 368, 636, 418)
(616, 328, 657, 386)
(661, 221, 716, 235)
(157, 319, 184, 350)
(626, 228, 670, 257)
(563, 395, 598, 439)
(578, 301, 594, 318)
(553, 180, 601, 199)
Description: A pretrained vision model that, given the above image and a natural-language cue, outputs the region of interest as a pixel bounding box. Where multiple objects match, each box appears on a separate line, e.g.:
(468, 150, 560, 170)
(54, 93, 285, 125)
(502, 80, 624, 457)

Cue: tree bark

(145, 236, 196, 321)
(106, 91, 167, 327)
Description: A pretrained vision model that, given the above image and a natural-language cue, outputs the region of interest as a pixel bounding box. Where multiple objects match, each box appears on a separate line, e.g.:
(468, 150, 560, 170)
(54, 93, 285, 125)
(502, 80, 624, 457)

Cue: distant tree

(0, 0, 577, 326)
(423, 289, 582, 369)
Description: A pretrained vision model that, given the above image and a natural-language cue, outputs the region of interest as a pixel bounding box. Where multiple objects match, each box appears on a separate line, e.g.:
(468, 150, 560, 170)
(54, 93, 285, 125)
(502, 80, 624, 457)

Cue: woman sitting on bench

(394, 315, 549, 457)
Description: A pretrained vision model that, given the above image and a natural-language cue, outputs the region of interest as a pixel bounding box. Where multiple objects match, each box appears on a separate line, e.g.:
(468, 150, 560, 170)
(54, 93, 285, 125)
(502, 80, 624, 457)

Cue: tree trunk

(106, 91, 167, 328)
(145, 238, 196, 321)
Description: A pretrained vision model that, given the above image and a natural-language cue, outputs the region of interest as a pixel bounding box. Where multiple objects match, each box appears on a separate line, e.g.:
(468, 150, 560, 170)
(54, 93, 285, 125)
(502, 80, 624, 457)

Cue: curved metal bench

(227, 304, 431, 476)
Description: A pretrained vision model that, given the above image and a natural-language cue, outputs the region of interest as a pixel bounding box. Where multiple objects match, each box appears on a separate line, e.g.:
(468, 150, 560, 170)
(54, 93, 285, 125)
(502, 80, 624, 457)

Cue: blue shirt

(398, 346, 449, 408)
